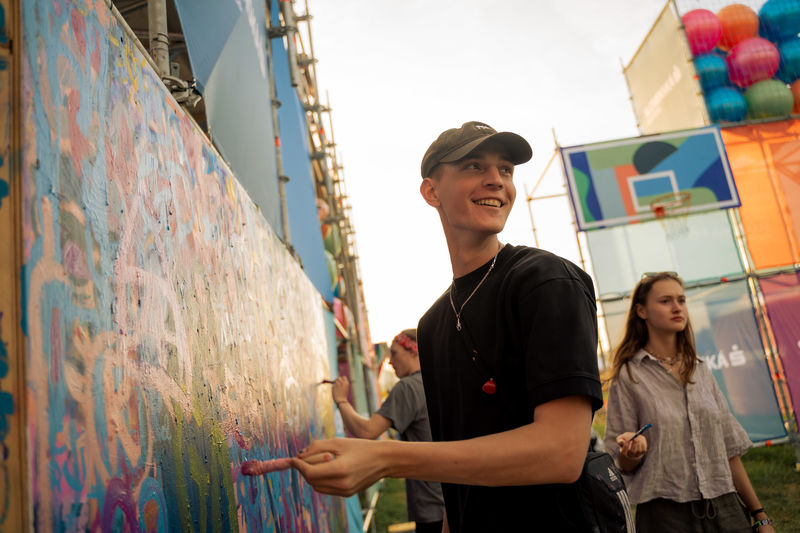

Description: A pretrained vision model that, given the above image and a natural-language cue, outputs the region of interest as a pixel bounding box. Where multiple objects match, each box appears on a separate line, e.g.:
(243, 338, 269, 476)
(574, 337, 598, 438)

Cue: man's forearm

(293, 395, 592, 495)
(381, 395, 592, 486)
(382, 418, 588, 486)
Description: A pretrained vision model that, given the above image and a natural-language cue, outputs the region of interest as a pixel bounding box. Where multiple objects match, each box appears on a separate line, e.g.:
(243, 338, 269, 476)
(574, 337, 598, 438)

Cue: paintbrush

(240, 458, 293, 476)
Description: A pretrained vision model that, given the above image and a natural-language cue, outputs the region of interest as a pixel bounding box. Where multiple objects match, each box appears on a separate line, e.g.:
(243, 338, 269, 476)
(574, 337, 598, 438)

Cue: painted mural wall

(18, 1, 349, 531)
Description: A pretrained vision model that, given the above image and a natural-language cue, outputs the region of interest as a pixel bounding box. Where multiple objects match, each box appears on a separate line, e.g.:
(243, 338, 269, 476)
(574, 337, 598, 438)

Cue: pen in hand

(630, 423, 652, 440)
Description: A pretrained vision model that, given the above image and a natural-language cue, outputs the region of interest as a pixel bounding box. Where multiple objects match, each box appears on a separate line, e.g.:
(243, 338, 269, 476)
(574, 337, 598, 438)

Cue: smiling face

(636, 278, 688, 335)
(420, 145, 516, 241)
(388, 342, 418, 378)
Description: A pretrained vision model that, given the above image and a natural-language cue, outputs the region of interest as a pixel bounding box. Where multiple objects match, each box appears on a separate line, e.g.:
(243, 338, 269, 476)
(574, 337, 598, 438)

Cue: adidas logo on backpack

(576, 452, 635, 532)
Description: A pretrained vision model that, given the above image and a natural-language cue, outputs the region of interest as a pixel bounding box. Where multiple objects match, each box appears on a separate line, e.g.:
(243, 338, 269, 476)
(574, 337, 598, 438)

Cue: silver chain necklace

(448, 247, 500, 331)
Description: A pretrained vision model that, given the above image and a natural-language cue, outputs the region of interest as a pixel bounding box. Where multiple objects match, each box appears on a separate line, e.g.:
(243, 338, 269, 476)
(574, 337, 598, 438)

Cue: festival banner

(759, 272, 800, 422)
(624, 1, 707, 135)
(721, 120, 800, 270)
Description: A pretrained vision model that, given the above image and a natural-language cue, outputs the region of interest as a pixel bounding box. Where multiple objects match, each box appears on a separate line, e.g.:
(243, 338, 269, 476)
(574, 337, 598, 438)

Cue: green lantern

(325, 250, 337, 288)
(745, 79, 794, 118)
(324, 224, 343, 256)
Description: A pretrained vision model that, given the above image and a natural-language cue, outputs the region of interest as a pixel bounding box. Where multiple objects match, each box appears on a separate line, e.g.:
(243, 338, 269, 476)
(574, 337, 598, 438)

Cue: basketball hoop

(649, 191, 692, 239)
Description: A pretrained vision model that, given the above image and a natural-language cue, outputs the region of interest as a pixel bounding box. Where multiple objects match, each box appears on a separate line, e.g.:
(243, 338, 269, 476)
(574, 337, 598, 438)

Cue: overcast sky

(303, 0, 677, 343)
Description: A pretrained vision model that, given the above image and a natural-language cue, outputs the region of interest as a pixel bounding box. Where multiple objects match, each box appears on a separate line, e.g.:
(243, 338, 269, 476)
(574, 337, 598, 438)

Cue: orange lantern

(717, 4, 760, 51)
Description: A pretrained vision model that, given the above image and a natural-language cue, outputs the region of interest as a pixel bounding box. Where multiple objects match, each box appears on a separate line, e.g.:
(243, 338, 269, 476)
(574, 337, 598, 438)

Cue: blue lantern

(694, 53, 729, 91)
(759, 0, 800, 43)
(777, 37, 800, 82)
(706, 86, 748, 122)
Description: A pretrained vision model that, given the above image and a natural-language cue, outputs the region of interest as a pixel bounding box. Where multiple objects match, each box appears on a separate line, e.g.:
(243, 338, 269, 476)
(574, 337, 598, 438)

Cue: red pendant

(482, 378, 496, 395)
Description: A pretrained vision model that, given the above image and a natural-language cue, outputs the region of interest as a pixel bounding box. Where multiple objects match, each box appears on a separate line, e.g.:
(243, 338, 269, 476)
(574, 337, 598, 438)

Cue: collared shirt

(604, 349, 751, 505)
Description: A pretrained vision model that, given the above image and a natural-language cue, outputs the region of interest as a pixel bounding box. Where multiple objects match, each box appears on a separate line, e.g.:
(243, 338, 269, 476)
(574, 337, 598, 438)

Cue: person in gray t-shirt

(331, 329, 444, 533)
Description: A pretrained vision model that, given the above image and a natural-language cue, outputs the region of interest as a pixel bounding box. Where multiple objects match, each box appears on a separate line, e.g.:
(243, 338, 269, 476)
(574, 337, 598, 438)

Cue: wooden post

(0, 0, 28, 529)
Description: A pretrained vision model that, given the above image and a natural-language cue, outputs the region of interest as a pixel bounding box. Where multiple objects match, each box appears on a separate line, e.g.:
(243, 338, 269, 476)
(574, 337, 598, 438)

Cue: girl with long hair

(604, 272, 773, 532)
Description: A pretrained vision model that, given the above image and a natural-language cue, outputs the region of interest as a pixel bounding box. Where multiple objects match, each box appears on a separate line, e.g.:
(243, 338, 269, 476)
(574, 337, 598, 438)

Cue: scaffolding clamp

(161, 75, 201, 108)
(303, 102, 329, 113)
(267, 25, 296, 39)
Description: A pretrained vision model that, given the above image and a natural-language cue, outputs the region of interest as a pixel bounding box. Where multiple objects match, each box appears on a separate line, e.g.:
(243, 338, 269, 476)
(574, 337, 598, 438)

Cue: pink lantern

(727, 37, 780, 88)
(682, 9, 722, 56)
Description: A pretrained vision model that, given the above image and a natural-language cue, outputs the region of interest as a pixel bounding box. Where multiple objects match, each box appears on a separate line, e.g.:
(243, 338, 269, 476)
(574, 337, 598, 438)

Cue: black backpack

(575, 451, 635, 533)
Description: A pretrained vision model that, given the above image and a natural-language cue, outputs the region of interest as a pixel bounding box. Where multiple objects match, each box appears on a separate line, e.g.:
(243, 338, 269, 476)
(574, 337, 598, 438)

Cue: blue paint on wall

(0, 313, 11, 443)
(0, 153, 7, 211)
(0, 179, 9, 210)
(0, 4, 7, 44)
(0, 391, 12, 442)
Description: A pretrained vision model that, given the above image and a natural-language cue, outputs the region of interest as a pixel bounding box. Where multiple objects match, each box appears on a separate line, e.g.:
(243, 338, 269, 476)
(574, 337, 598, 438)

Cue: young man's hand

(290, 438, 386, 496)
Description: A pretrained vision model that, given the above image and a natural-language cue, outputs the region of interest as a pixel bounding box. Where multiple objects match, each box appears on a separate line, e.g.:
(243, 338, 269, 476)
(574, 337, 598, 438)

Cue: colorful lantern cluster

(683, 0, 800, 122)
(316, 197, 344, 296)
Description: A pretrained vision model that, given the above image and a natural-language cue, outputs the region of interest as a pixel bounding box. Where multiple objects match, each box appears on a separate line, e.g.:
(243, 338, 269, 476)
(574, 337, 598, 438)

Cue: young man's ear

(420, 177, 441, 208)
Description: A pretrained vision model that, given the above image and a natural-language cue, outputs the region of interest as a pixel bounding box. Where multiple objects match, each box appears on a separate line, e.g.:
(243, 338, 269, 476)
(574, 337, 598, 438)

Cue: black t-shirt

(417, 244, 603, 533)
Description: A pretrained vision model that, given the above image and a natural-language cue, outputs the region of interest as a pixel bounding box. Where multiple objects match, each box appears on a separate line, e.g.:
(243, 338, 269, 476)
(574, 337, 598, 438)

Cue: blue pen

(631, 423, 652, 440)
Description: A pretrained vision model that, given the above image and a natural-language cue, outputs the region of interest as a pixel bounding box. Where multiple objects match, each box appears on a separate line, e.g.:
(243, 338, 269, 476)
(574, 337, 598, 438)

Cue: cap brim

(439, 131, 532, 166)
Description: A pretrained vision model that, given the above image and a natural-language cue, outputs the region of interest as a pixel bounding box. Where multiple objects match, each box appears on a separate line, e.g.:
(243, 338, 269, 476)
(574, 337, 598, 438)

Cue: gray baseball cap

(420, 121, 532, 178)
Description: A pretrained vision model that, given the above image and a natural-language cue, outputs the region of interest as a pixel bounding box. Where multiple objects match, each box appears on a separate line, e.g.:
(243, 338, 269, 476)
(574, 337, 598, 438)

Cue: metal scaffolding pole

(265, 2, 292, 247)
(279, 0, 302, 87)
(147, 0, 170, 77)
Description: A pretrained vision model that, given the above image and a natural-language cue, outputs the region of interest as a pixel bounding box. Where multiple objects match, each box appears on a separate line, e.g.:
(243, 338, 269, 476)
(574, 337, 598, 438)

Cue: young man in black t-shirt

(292, 121, 603, 532)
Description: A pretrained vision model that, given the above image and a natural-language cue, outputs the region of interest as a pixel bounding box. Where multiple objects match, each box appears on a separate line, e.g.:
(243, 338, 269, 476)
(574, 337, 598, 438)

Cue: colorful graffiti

(19, 0, 348, 531)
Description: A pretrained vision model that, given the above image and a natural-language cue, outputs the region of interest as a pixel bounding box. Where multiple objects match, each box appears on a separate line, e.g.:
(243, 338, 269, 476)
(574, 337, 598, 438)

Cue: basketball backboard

(561, 126, 740, 231)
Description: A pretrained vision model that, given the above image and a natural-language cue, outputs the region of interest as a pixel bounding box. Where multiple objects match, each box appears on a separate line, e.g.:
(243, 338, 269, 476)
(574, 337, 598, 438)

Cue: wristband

(749, 508, 764, 518)
(752, 518, 771, 531)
